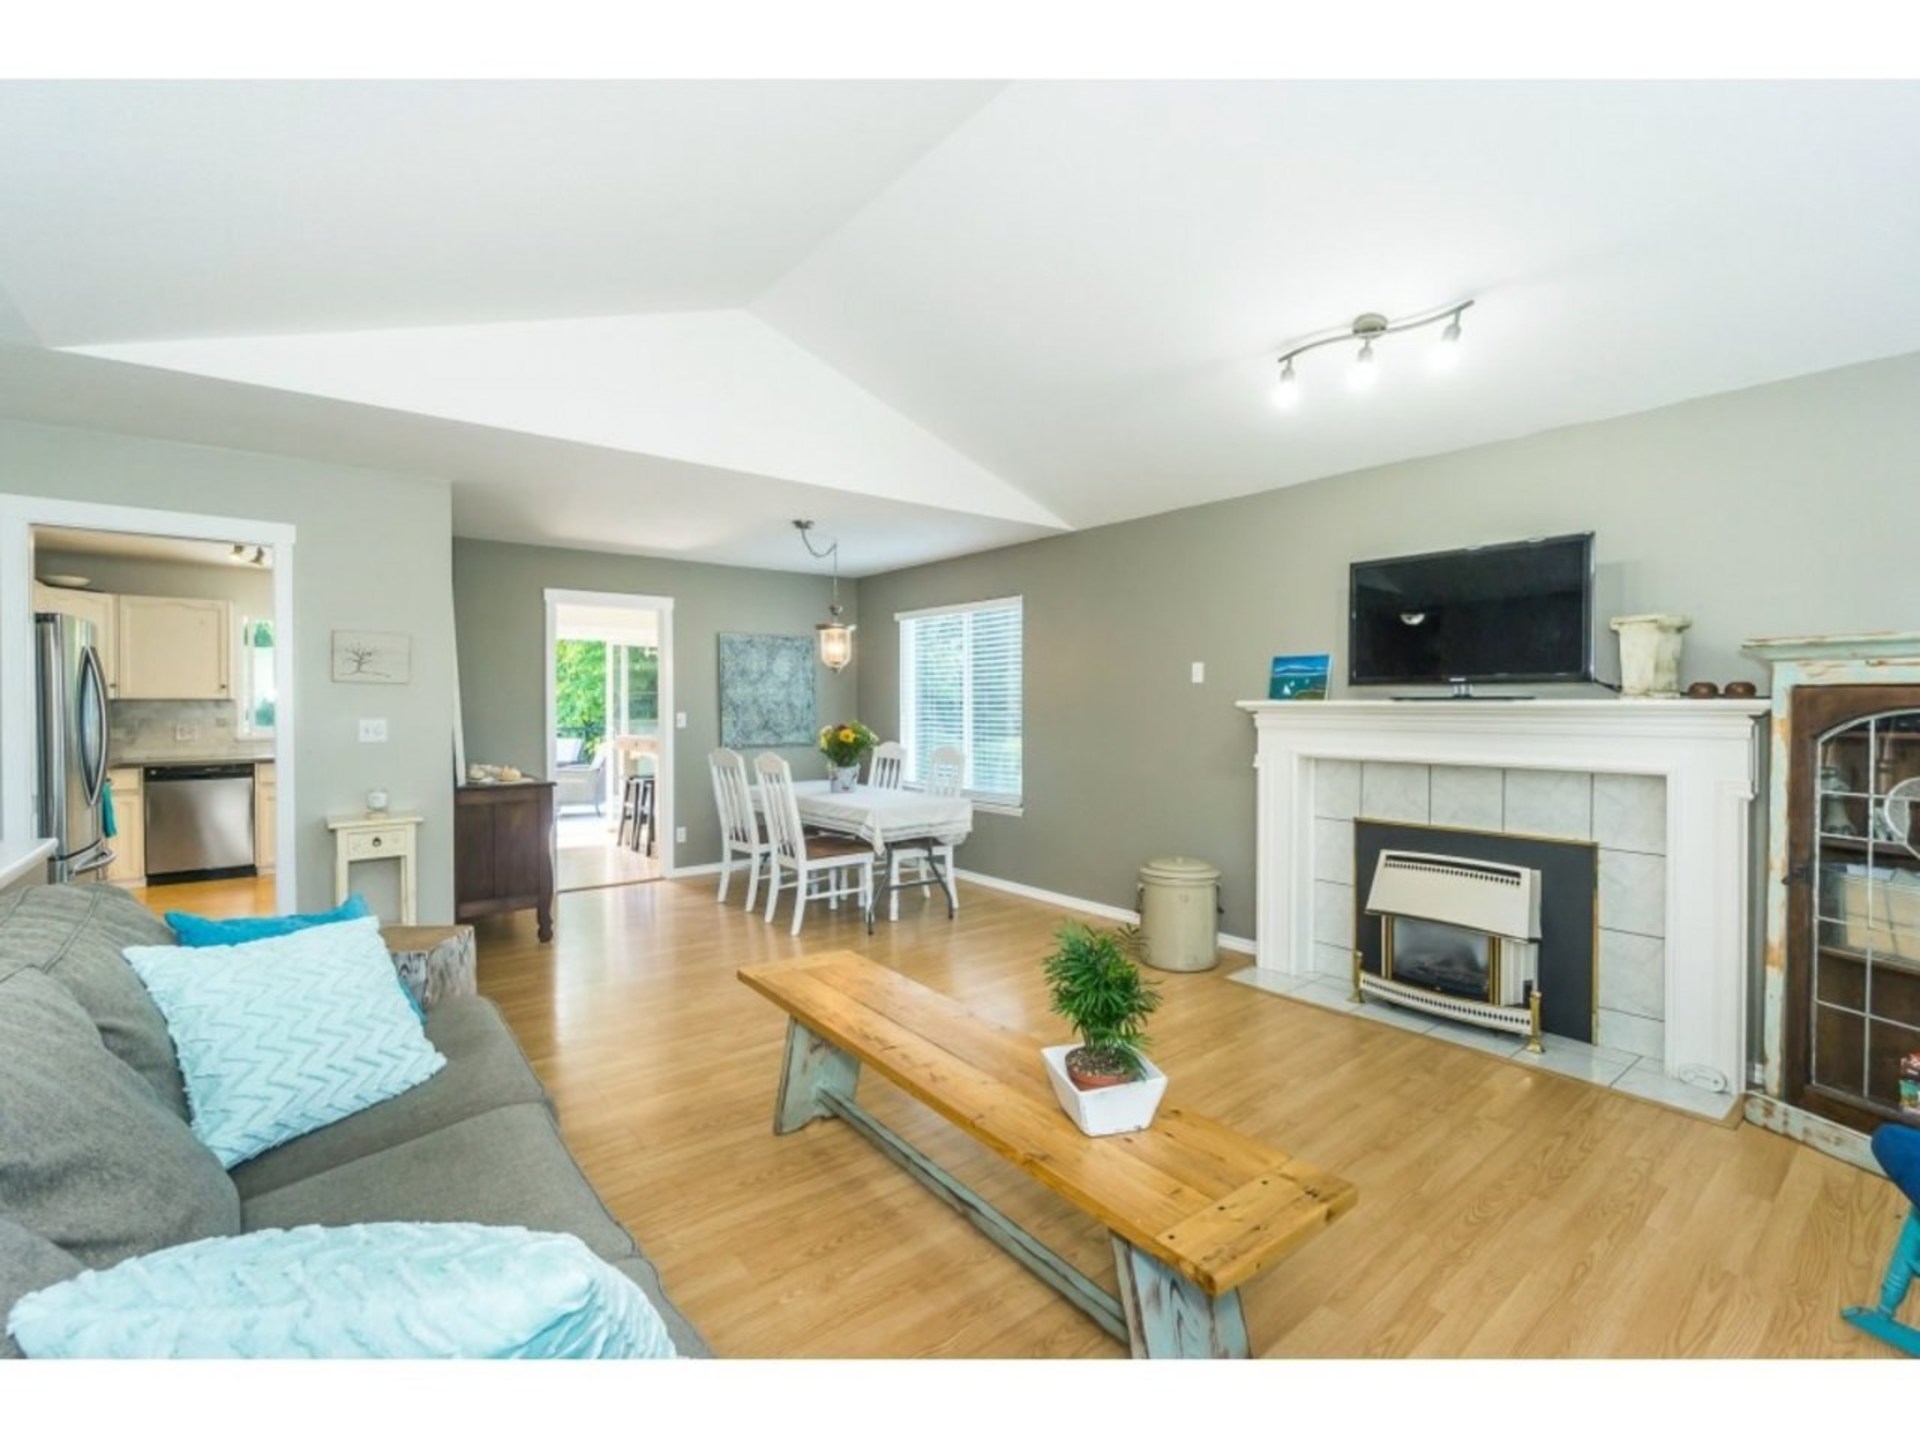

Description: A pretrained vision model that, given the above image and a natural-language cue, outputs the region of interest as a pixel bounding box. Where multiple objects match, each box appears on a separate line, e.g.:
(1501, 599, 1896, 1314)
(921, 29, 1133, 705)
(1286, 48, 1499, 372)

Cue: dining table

(767, 780, 974, 931)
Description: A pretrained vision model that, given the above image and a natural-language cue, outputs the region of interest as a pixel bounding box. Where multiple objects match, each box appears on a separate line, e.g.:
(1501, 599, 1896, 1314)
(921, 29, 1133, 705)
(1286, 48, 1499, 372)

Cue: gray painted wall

(3, 417, 459, 920)
(856, 352, 1920, 937)
(451, 537, 858, 867)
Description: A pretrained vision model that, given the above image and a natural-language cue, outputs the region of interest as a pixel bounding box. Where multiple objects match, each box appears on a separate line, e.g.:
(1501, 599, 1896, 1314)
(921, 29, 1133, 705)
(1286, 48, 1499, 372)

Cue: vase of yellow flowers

(818, 721, 879, 792)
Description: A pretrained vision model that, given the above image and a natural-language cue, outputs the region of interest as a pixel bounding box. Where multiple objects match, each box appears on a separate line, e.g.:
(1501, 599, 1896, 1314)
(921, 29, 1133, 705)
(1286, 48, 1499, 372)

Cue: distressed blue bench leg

(773, 1018, 861, 1135)
(1111, 1236, 1250, 1359)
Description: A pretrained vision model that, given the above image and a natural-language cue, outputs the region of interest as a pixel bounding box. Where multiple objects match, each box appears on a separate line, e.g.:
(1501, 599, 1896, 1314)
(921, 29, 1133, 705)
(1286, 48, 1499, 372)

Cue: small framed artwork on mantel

(332, 630, 412, 684)
(1269, 654, 1331, 700)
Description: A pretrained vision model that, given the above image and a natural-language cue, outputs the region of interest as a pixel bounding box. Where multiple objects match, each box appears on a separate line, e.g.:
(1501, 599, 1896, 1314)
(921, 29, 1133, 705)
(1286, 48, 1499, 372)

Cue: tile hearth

(1227, 965, 1741, 1122)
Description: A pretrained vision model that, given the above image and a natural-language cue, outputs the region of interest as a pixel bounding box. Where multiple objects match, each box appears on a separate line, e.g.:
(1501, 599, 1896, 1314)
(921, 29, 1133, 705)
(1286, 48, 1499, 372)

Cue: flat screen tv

(1349, 532, 1594, 688)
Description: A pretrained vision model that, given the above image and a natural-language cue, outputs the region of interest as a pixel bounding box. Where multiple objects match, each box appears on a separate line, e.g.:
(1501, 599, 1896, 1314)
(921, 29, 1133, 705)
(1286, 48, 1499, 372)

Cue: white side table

(327, 812, 424, 924)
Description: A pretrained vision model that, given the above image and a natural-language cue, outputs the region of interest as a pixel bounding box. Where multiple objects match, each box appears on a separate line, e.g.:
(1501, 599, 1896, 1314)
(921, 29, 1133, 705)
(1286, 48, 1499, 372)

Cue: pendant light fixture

(793, 520, 855, 672)
(1270, 299, 1473, 409)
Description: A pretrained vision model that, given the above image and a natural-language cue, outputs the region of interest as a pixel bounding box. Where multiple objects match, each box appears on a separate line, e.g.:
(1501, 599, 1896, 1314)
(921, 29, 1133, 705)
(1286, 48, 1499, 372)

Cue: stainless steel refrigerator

(35, 611, 113, 881)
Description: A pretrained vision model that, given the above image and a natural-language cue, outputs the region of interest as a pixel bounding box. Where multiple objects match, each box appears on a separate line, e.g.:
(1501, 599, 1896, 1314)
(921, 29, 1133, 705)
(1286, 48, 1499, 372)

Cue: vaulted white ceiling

(3, 80, 1918, 572)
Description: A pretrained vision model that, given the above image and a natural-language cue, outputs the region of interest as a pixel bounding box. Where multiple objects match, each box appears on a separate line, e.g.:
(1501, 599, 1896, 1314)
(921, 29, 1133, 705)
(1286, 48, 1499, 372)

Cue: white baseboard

(666, 861, 724, 879)
(657, 857, 1259, 954)
(955, 869, 1139, 924)
(956, 869, 1256, 959)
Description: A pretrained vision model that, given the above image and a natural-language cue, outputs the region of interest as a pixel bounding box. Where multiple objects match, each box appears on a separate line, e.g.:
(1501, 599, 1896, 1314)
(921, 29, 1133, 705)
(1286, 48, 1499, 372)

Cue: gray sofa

(0, 882, 708, 1358)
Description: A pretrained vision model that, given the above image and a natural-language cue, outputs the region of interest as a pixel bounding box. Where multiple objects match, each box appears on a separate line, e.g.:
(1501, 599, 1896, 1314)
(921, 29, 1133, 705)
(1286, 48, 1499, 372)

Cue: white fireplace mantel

(1237, 699, 1768, 1095)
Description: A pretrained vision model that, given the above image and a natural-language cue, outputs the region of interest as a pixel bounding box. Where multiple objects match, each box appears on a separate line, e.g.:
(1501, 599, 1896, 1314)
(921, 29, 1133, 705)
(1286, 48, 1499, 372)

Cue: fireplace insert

(1387, 916, 1496, 1000)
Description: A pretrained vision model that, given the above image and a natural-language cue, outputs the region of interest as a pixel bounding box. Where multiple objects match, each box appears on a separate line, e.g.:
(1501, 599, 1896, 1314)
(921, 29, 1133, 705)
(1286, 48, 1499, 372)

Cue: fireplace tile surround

(1313, 760, 1661, 1058)
(1237, 700, 1768, 1123)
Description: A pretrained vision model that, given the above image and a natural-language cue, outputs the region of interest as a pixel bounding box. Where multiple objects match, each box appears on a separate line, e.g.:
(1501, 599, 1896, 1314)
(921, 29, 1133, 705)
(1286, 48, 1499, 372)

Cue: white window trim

(894, 595, 1024, 623)
(234, 613, 276, 739)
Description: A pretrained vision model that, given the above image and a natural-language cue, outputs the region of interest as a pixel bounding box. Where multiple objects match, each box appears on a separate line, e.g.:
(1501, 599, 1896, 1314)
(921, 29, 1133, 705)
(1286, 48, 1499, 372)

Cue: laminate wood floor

(474, 875, 1911, 1362)
(556, 812, 660, 892)
(129, 873, 279, 920)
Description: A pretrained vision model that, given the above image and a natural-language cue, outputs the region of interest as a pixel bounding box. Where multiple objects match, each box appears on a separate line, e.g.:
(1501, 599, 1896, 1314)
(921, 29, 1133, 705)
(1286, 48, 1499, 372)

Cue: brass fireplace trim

(1350, 941, 1546, 1053)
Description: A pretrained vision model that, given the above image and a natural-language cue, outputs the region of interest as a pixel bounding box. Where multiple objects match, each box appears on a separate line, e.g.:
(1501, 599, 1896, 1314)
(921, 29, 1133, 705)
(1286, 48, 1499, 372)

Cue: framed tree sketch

(718, 633, 815, 746)
(332, 630, 412, 684)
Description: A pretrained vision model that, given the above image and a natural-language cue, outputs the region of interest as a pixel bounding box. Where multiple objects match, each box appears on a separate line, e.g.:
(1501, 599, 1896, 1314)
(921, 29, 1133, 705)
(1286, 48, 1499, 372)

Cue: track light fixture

(794, 520, 855, 672)
(1270, 299, 1473, 409)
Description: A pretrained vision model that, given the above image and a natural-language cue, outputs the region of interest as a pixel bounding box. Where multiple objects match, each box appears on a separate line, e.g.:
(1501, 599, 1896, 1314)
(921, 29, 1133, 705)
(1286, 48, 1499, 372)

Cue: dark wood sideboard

(454, 780, 555, 942)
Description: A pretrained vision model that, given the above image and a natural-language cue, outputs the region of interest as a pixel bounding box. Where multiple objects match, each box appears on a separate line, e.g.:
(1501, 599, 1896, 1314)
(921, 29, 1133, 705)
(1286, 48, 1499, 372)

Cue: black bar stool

(618, 773, 656, 855)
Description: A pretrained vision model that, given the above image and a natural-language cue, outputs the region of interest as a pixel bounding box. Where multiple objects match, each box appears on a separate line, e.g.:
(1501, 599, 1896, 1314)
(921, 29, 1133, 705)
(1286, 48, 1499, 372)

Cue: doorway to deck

(543, 589, 673, 893)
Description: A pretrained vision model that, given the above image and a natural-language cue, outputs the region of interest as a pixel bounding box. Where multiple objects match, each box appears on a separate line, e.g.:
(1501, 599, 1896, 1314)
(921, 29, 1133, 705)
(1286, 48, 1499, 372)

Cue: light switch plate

(1191, 661, 1206, 684)
(358, 718, 388, 743)
(675, 712, 688, 729)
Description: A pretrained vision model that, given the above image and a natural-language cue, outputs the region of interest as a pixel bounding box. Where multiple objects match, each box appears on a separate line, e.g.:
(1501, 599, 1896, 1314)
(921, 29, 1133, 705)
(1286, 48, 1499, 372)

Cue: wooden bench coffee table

(738, 951, 1357, 1358)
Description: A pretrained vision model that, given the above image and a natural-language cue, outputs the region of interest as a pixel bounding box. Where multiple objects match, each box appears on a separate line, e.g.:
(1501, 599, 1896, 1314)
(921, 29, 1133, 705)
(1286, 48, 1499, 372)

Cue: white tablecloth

(772, 780, 973, 853)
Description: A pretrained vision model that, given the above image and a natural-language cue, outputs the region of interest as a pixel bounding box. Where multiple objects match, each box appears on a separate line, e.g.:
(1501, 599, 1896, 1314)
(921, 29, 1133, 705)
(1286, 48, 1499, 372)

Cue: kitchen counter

(0, 838, 56, 892)
(113, 752, 276, 767)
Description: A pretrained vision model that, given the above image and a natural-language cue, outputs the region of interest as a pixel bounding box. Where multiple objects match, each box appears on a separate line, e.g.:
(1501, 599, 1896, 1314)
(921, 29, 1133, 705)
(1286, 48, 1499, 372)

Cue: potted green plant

(1040, 921, 1167, 1136)
(817, 721, 878, 792)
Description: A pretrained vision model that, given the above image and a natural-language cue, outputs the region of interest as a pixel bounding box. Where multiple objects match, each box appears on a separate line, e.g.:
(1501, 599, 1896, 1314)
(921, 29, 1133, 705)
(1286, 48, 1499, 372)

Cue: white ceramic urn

(1610, 614, 1692, 697)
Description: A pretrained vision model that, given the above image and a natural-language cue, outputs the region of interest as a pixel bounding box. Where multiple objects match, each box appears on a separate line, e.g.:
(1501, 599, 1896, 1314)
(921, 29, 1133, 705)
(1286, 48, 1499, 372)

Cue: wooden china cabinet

(1748, 634, 1920, 1147)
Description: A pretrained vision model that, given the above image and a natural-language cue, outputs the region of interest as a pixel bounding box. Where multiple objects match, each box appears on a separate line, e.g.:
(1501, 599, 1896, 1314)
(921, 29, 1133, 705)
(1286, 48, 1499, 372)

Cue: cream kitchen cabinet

(33, 583, 119, 696)
(255, 762, 277, 873)
(115, 596, 231, 700)
(105, 766, 145, 886)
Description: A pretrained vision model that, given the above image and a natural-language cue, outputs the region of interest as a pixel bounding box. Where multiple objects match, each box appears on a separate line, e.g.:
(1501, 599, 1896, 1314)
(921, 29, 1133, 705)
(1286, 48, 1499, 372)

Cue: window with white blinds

(897, 597, 1023, 806)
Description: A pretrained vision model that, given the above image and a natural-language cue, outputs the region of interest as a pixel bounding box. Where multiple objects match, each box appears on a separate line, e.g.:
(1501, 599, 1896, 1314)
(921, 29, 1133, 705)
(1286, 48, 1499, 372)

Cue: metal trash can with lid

(1136, 856, 1222, 972)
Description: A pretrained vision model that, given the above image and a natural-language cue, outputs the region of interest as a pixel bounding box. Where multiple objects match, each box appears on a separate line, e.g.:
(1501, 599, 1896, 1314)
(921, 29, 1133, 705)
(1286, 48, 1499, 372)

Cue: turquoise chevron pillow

(7, 1223, 677, 1359)
(124, 917, 445, 1168)
(165, 893, 371, 947)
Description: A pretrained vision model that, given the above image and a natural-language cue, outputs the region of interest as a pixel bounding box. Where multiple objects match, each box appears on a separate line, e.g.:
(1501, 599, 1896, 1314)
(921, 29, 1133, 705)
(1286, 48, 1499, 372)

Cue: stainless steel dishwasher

(144, 763, 257, 882)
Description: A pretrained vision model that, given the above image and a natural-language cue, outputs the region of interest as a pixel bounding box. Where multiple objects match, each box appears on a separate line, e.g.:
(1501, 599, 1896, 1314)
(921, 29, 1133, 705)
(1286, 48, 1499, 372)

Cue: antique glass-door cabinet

(1747, 634, 1920, 1161)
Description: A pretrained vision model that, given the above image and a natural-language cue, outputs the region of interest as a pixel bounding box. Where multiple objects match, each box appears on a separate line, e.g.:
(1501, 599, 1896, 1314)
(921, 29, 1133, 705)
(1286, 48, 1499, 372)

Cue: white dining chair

(868, 740, 907, 790)
(755, 752, 875, 936)
(708, 747, 768, 910)
(887, 743, 966, 921)
(925, 744, 966, 798)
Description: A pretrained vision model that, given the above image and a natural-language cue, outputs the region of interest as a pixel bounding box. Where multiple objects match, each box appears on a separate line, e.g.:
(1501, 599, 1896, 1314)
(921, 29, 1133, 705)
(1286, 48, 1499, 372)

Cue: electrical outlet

(358, 717, 388, 743)
(674, 826, 687, 844)
(1191, 661, 1206, 684)
(173, 723, 197, 742)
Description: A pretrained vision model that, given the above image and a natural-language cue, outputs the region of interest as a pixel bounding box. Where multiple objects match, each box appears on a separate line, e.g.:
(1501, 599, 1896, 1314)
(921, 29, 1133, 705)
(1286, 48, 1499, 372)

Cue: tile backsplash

(110, 700, 273, 762)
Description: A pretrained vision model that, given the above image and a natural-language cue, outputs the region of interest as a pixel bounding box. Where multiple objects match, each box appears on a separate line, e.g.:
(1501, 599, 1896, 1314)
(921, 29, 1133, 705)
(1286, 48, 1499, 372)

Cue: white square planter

(1041, 1044, 1167, 1136)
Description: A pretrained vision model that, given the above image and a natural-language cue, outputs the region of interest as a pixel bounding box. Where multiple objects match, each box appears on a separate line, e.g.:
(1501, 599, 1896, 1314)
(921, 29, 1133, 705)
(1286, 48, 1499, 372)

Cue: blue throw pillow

(164, 896, 424, 1024)
(7, 1223, 677, 1359)
(165, 893, 372, 947)
(123, 917, 446, 1168)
